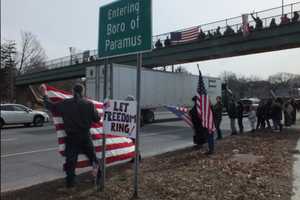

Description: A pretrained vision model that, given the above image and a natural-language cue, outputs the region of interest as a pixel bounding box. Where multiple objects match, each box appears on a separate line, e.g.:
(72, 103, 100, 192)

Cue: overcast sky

(2, 0, 300, 79)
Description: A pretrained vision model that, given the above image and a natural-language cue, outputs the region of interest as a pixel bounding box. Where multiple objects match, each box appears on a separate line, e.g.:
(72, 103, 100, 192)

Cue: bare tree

(18, 31, 47, 74)
(268, 72, 297, 84)
(1, 40, 17, 68)
(0, 40, 17, 102)
(219, 71, 237, 82)
(175, 66, 191, 74)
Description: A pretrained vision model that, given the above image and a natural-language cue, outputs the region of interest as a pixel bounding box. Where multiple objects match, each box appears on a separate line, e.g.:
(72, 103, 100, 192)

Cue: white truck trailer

(86, 64, 221, 123)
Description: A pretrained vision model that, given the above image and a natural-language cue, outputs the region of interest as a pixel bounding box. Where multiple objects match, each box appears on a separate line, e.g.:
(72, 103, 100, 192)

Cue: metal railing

(23, 2, 300, 75)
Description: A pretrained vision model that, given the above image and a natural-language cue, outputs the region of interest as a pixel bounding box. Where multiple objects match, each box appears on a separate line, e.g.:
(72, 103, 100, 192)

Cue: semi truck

(85, 64, 222, 123)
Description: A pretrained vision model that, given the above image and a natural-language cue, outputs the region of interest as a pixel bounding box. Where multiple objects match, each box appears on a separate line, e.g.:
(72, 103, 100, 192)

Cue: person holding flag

(189, 96, 209, 149)
(40, 83, 101, 188)
(194, 68, 216, 155)
(164, 67, 215, 154)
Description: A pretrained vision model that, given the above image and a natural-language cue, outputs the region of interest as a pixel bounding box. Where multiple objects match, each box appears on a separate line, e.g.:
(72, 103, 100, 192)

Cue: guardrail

(22, 2, 300, 74)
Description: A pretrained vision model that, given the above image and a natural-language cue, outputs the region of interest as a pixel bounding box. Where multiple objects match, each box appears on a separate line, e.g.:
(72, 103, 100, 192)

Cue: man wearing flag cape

(40, 83, 100, 188)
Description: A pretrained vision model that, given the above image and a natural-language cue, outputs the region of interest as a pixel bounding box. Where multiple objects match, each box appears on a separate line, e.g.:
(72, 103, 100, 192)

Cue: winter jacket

(44, 96, 100, 135)
(227, 101, 237, 119)
(271, 102, 282, 121)
(189, 106, 208, 145)
(236, 103, 244, 119)
(213, 102, 223, 121)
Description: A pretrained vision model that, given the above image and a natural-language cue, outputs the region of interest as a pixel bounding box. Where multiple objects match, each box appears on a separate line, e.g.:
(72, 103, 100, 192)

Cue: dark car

(240, 98, 260, 116)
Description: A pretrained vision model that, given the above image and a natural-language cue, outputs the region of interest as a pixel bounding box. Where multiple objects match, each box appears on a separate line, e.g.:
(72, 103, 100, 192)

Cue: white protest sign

(103, 99, 137, 138)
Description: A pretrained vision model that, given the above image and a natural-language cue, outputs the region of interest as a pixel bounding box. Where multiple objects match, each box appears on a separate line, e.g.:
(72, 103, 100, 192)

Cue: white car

(0, 104, 49, 128)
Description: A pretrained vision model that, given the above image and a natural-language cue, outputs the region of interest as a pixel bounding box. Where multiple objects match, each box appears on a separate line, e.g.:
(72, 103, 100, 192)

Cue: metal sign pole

(110, 63, 113, 99)
(94, 65, 100, 190)
(133, 53, 142, 198)
(100, 59, 108, 191)
(282, 0, 284, 16)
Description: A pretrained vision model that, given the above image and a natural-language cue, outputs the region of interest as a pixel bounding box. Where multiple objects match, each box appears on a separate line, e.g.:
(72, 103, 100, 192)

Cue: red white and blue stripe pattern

(196, 72, 215, 134)
(45, 85, 135, 168)
(164, 105, 193, 128)
(171, 27, 199, 44)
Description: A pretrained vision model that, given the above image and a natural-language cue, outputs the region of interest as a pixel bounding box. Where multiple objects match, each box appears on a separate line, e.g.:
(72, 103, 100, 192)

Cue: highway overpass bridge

(15, 3, 300, 86)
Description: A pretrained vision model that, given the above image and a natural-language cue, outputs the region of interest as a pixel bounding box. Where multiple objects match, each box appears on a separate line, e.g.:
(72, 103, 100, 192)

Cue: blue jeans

(207, 133, 214, 153)
(272, 119, 282, 131)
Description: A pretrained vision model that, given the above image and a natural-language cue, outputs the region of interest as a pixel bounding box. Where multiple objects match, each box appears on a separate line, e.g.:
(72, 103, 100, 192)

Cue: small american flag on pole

(171, 27, 199, 44)
(45, 85, 135, 169)
(164, 105, 193, 127)
(196, 70, 215, 134)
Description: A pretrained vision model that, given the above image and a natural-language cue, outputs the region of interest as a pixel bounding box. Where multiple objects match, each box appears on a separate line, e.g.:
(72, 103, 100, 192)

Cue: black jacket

(189, 106, 208, 145)
(44, 96, 100, 134)
(227, 101, 237, 119)
(271, 102, 282, 121)
(213, 102, 223, 121)
(236, 103, 244, 119)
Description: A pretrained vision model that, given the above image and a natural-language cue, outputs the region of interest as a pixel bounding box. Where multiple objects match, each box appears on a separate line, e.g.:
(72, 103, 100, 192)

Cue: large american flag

(171, 27, 199, 44)
(45, 85, 135, 169)
(196, 71, 215, 134)
(164, 105, 193, 127)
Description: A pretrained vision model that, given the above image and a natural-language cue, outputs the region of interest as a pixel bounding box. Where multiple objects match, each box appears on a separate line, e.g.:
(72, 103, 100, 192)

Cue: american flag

(171, 27, 199, 44)
(45, 85, 135, 169)
(164, 105, 193, 128)
(196, 71, 215, 134)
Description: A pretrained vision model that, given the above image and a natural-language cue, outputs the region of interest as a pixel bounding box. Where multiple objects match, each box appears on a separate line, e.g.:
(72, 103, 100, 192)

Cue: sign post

(100, 59, 108, 191)
(134, 52, 142, 198)
(98, 0, 152, 196)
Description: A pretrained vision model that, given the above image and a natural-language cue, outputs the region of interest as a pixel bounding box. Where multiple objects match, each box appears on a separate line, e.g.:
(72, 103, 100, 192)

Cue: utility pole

(282, 0, 284, 16)
(69, 47, 74, 65)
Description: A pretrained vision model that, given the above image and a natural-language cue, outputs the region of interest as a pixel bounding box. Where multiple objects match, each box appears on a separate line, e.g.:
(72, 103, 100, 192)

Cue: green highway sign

(98, 0, 152, 58)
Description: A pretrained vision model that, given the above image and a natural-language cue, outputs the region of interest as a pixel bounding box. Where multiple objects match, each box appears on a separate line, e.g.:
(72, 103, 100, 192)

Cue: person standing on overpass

(40, 83, 101, 188)
(250, 13, 263, 30)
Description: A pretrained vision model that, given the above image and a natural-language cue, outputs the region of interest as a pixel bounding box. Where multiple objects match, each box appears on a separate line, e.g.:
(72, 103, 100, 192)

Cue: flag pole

(196, 64, 201, 75)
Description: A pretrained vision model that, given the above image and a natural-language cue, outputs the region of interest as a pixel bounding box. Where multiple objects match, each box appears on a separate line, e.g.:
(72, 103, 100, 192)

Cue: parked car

(240, 98, 260, 115)
(0, 104, 49, 128)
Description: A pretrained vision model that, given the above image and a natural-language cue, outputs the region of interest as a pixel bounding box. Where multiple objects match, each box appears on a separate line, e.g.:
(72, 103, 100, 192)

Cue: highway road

(1, 112, 251, 192)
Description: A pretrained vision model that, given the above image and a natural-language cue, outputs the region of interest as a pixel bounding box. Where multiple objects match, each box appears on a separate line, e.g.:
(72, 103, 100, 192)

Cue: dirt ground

(2, 126, 300, 200)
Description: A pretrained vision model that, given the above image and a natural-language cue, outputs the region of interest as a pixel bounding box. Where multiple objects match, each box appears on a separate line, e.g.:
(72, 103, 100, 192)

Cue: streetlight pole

(69, 47, 73, 65)
(282, 0, 284, 16)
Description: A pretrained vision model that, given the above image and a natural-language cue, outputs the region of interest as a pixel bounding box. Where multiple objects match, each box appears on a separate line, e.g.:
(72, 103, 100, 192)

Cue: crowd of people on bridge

(155, 11, 300, 49)
(189, 95, 299, 155)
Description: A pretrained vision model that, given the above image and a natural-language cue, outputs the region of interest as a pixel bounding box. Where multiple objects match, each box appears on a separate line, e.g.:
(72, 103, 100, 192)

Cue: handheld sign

(103, 99, 137, 138)
(98, 0, 152, 58)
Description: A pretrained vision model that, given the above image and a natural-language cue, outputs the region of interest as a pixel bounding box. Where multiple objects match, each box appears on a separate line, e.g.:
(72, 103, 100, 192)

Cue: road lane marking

(1, 138, 17, 142)
(142, 128, 188, 137)
(1, 147, 57, 158)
